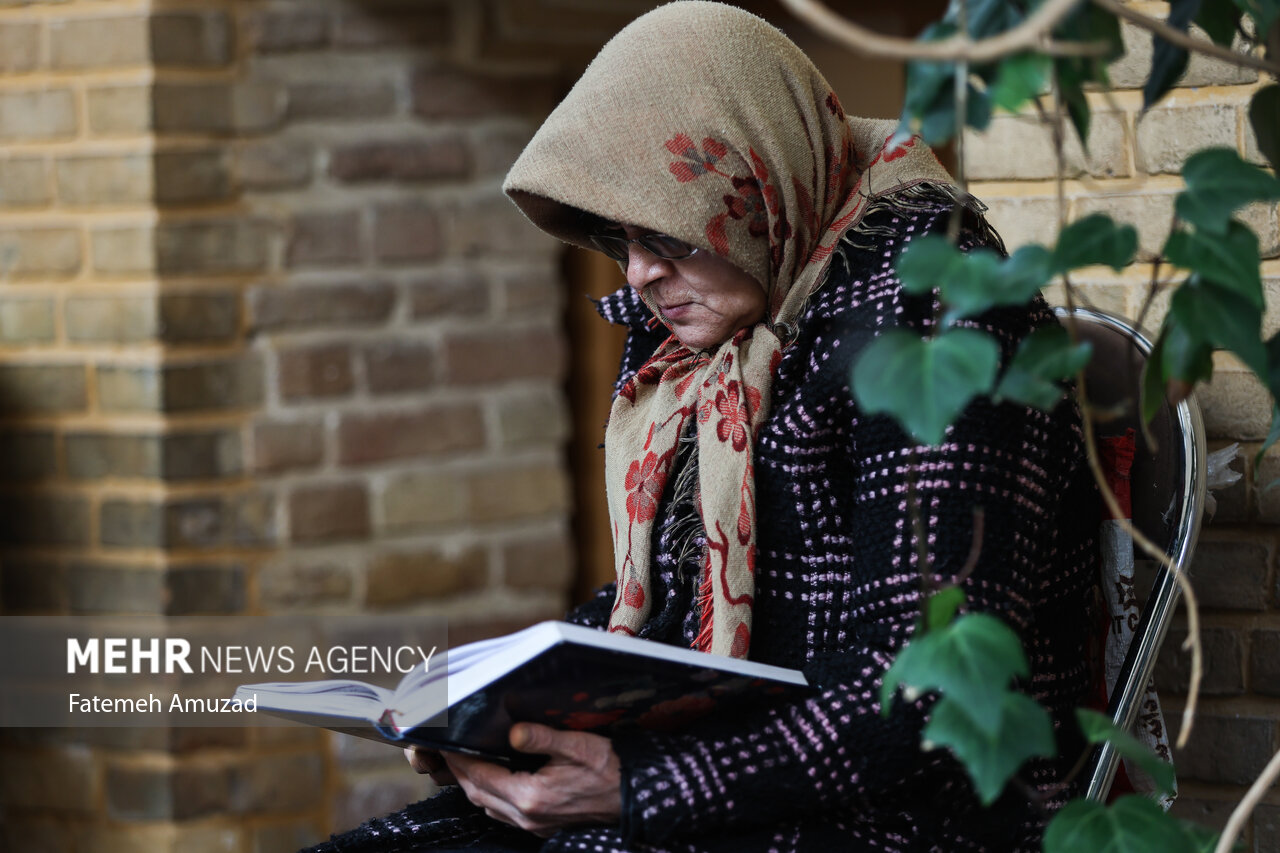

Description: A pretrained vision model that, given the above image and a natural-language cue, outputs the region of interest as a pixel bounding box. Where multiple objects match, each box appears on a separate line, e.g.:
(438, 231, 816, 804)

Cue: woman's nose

(625, 245, 667, 293)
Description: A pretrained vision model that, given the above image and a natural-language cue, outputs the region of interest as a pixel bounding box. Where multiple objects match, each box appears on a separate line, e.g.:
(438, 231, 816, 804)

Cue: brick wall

(0, 0, 660, 848)
(965, 2, 1280, 849)
(8, 0, 1263, 849)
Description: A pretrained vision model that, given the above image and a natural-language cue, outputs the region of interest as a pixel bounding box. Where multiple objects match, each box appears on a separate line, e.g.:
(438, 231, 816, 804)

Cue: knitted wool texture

(303, 197, 1100, 853)
(503, 0, 952, 657)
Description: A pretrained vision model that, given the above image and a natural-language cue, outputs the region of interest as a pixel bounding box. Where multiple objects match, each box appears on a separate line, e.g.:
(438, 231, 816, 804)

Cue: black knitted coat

(304, 195, 1100, 853)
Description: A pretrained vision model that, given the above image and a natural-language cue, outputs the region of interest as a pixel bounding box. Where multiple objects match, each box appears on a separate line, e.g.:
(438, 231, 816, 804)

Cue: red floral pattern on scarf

(625, 451, 667, 523)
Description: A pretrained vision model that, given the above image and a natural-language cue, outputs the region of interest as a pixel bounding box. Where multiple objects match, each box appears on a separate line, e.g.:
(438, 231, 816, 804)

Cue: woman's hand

(404, 746, 458, 786)
(443, 723, 621, 837)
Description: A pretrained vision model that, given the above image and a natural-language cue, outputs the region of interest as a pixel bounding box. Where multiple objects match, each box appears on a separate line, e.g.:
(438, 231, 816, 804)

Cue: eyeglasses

(589, 232, 698, 262)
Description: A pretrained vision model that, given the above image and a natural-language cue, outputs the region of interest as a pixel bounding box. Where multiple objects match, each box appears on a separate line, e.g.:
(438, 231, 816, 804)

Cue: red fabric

(1100, 429, 1135, 520)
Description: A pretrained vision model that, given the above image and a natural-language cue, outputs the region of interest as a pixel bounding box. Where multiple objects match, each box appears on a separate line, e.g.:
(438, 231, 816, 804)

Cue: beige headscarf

(505, 1, 953, 658)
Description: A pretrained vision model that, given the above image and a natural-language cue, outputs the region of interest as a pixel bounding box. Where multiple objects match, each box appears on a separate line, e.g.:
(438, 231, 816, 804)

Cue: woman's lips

(659, 301, 693, 320)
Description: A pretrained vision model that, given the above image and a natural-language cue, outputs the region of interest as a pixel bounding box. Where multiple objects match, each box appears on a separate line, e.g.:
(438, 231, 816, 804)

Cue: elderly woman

(308, 3, 1098, 852)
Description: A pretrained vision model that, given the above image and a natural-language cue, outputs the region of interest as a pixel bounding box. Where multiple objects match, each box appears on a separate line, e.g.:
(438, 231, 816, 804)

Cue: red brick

(237, 139, 314, 190)
(378, 471, 467, 531)
(258, 559, 353, 607)
(362, 340, 437, 393)
(1251, 630, 1280, 696)
(449, 194, 556, 257)
(289, 482, 370, 543)
(1153, 627, 1244, 696)
(337, 403, 484, 465)
(1167, 797, 1235, 836)
(155, 219, 272, 274)
(1171, 714, 1276, 785)
(150, 11, 232, 68)
(373, 202, 443, 262)
(503, 534, 573, 591)
(1257, 805, 1279, 853)
(329, 136, 469, 183)
(497, 265, 562, 315)
(243, 9, 329, 52)
(106, 763, 232, 820)
(287, 81, 395, 121)
(250, 280, 394, 331)
(441, 326, 565, 385)
(278, 344, 354, 401)
(231, 753, 324, 814)
(333, 4, 451, 48)
(0, 364, 87, 414)
(286, 210, 363, 267)
(472, 125, 535, 175)
(364, 547, 486, 606)
(0, 747, 98, 812)
(468, 462, 569, 522)
(153, 148, 232, 205)
(408, 270, 489, 319)
(496, 388, 568, 449)
(1189, 538, 1272, 611)
(412, 66, 556, 119)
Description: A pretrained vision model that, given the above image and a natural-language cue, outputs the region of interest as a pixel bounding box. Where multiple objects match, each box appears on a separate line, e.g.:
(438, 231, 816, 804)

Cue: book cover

(237, 621, 811, 768)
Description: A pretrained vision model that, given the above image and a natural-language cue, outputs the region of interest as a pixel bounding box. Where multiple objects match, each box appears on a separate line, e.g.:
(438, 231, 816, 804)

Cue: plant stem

(778, 0, 1089, 62)
(1214, 746, 1280, 853)
(1092, 0, 1280, 76)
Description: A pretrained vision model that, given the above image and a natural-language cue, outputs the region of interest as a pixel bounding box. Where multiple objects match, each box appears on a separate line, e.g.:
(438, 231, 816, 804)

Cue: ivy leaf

(851, 328, 1000, 446)
(896, 234, 961, 296)
(898, 237, 1054, 325)
(1144, 0, 1198, 110)
(1169, 276, 1267, 376)
(1249, 84, 1280, 170)
(1142, 320, 1215, 425)
(898, 21, 994, 148)
(1196, 0, 1243, 45)
(996, 326, 1094, 410)
(1235, 0, 1280, 33)
(1055, 59, 1093, 146)
(1164, 220, 1263, 309)
(1176, 148, 1280, 235)
(924, 585, 966, 632)
(991, 53, 1052, 113)
(1054, 2, 1126, 64)
(1051, 214, 1139, 273)
(879, 612, 1029, 734)
(942, 246, 1052, 325)
(1051, 4, 1121, 148)
(1076, 709, 1176, 795)
(1044, 796, 1209, 853)
(956, 0, 1026, 39)
(924, 691, 1055, 805)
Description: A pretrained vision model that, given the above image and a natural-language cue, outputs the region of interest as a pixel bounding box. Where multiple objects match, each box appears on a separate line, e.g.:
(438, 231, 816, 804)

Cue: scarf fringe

(838, 181, 1005, 258)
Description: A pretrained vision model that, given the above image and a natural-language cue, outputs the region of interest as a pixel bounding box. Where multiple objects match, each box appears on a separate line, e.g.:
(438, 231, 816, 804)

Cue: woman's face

(619, 225, 766, 350)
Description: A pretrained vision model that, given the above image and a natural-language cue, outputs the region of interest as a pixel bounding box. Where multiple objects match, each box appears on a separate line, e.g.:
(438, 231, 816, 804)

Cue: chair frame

(1053, 306, 1207, 802)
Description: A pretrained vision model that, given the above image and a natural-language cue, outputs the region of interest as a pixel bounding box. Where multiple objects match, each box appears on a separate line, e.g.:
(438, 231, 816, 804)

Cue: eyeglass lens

(590, 233, 696, 262)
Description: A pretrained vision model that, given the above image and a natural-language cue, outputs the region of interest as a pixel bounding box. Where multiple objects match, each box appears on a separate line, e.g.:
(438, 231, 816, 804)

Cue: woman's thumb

(509, 723, 552, 753)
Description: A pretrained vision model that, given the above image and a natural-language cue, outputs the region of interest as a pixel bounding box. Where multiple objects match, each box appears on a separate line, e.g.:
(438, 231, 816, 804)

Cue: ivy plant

(843, 0, 1280, 850)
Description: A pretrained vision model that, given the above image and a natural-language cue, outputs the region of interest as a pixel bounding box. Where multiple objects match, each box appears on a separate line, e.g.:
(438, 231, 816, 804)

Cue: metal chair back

(1053, 306, 1207, 802)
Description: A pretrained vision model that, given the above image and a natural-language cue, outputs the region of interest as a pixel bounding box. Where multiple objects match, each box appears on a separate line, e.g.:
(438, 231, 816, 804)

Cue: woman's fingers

(442, 728, 622, 835)
(405, 746, 458, 785)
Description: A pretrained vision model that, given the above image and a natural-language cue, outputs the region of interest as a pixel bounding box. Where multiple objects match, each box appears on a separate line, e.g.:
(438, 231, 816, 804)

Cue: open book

(236, 621, 810, 768)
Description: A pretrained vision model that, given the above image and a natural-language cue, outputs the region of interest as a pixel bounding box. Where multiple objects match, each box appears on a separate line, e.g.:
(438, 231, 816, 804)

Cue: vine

(779, 0, 1280, 850)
